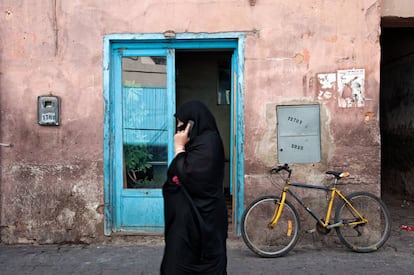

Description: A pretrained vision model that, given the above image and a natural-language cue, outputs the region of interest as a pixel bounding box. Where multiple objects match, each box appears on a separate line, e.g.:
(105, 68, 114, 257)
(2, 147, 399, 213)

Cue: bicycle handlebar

(270, 163, 292, 176)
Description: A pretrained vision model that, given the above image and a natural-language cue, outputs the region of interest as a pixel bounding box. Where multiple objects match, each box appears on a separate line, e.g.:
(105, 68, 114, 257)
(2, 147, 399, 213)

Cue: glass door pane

(122, 56, 168, 189)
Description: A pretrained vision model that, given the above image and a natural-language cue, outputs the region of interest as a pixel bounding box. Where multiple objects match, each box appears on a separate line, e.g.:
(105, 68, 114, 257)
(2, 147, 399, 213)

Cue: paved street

(0, 197, 413, 275)
(0, 237, 412, 275)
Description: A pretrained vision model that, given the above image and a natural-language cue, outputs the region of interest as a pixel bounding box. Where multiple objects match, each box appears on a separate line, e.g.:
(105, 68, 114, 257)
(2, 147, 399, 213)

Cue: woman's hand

(174, 122, 191, 156)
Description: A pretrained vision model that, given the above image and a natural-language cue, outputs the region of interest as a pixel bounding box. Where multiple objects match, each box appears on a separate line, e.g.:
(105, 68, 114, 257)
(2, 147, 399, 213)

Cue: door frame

(103, 32, 245, 235)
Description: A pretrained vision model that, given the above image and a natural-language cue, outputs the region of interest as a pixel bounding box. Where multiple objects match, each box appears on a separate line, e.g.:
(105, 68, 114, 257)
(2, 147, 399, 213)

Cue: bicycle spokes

(241, 196, 300, 258)
(353, 225, 362, 237)
(335, 192, 391, 252)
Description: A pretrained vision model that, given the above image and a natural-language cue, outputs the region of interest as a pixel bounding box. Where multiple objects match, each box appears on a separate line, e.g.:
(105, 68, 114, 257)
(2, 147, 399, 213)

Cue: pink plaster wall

(0, 0, 382, 243)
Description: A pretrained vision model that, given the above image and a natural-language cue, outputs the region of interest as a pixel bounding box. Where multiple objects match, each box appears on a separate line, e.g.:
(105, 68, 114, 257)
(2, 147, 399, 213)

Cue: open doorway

(175, 50, 233, 227)
(380, 22, 414, 201)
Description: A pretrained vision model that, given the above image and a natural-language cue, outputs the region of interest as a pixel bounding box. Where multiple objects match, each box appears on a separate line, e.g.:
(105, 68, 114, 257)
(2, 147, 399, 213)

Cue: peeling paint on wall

(1, 162, 104, 244)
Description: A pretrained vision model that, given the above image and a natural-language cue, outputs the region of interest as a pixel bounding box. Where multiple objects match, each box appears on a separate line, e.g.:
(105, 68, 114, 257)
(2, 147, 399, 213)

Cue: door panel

(116, 49, 175, 231)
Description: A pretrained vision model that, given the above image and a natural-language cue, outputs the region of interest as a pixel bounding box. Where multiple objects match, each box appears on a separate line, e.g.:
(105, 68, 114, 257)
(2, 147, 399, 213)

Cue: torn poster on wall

(337, 69, 365, 108)
(316, 69, 365, 108)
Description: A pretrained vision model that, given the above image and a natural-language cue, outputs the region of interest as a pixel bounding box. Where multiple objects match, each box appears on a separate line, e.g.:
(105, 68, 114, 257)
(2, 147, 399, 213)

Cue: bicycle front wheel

(335, 192, 391, 252)
(241, 195, 300, 257)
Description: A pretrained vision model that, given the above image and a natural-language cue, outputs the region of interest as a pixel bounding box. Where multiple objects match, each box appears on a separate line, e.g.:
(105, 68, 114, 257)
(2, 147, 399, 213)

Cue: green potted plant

(124, 145, 153, 185)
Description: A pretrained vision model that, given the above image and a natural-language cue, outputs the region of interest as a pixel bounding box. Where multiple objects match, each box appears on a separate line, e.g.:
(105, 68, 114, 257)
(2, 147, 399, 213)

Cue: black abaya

(161, 101, 228, 275)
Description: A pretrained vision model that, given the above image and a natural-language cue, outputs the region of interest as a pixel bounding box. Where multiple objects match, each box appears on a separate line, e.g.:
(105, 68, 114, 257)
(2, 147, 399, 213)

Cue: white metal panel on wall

(277, 105, 321, 164)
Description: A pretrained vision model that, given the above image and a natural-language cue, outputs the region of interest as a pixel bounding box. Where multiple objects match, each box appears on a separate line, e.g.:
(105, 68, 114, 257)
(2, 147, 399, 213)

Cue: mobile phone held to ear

(187, 120, 194, 137)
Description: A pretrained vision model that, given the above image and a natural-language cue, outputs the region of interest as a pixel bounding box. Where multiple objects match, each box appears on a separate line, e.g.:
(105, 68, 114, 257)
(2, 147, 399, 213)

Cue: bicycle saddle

(326, 171, 349, 179)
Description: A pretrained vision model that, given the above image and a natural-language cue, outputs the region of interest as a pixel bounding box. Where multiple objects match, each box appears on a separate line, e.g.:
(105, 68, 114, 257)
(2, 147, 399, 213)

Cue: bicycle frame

(269, 179, 368, 229)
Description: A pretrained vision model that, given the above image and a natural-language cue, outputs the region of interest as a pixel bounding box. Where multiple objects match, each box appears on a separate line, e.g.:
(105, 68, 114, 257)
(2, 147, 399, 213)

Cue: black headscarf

(175, 100, 222, 142)
(161, 100, 228, 275)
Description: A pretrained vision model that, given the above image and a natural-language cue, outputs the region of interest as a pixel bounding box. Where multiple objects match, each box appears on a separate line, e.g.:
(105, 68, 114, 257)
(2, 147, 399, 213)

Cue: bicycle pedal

(306, 229, 316, 233)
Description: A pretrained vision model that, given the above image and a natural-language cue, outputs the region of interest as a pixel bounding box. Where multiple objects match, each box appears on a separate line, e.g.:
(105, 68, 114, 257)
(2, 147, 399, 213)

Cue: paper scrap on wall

(317, 73, 336, 100)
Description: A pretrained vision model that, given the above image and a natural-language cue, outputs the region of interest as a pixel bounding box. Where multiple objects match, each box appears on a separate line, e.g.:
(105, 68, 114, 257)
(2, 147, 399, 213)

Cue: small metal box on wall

(38, 95, 60, 126)
(277, 104, 320, 163)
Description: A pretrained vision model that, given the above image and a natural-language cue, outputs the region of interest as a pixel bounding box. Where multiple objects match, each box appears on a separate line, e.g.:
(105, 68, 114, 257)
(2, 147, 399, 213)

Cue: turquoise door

(111, 47, 175, 232)
(104, 34, 245, 235)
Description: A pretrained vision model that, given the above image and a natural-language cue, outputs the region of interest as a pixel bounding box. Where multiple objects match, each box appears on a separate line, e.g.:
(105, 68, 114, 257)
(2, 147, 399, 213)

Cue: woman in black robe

(161, 100, 228, 275)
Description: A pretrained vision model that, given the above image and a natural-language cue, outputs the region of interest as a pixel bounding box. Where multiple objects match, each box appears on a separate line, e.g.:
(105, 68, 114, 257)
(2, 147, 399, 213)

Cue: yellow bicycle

(241, 164, 391, 257)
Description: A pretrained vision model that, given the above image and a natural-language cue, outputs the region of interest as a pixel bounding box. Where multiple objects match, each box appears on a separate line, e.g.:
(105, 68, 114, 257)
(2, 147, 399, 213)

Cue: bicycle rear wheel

(335, 191, 391, 252)
(241, 195, 300, 257)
